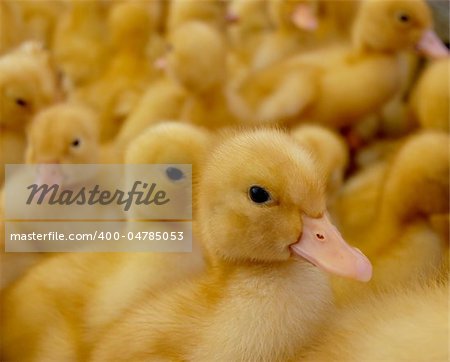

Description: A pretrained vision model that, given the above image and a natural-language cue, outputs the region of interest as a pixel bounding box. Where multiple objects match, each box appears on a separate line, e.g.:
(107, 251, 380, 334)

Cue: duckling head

(198, 129, 372, 281)
(163, 21, 227, 95)
(353, 0, 449, 58)
(0, 42, 60, 131)
(25, 103, 100, 186)
(125, 122, 210, 166)
(291, 125, 349, 198)
(125, 122, 211, 220)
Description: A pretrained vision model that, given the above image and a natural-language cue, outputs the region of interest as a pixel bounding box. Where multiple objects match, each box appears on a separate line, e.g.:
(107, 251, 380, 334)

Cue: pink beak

(225, 12, 240, 24)
(35, 163, 64, 187)
(154, 57, 167, 70)
(291, 3, 318, 32)
(290, 214, 372, 282)
(416, 30, 449, 59)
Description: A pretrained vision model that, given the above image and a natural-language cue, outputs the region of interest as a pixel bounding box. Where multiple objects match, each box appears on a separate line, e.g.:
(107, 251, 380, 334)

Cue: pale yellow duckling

(1, 122, 212, 361)
(91, 129, 371, 361)
(52, 0, 108, 88)
(0, 1, 24, 54)
(0, 42, 61, 183)
(167, 0, 229, 32)
(252, 0, 358, 71)
(77, 2, 157, 141)
(301, 280, 449, 361)
(166, 21, 240, 129)
(231, 0, 448, 127)
(227, 0, 272, 83)
(291, 124, 349, 201)
(17, 0, 63, 48)
(410, 58, 450, 132)
(117, 21, 239, 146)
(0, 102, 107, 290)
(332, 131, 449, 303)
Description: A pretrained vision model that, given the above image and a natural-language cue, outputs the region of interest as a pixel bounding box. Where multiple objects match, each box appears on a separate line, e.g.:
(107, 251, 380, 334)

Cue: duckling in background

(77, 2, 158, 141)
(0, 1, 24, 54)
(114, 80, 186, 147)
(0, 42, 61, 183)
(91, 129, 371, 361)
(227, 0, 272, 82)
(252, 0, 358, 71)
(230, 0, 448, 127)
(166, 21, 241, 129)
(1, 123, 212, 361)
(301, 280, 449, 361)
(25, 102, 102, 165)
(17, 0, 63, 48)
(0, 102, 106, 291)
(291, 124, 349, 203)
(167, 0, 229, 32)
(52, 0, 108, 89)
(252, 0, 321, 71)
(332, 131, 449, 303)
(410, 58, 450, 132)
(117, 21, 239, 145)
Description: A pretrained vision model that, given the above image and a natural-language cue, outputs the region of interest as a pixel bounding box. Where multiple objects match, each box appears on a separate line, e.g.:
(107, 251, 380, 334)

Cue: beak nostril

(316, 233, 324, 240)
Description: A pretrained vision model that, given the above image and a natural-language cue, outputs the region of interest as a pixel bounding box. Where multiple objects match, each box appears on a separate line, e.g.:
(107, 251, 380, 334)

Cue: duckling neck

(199, 258, 333, 360)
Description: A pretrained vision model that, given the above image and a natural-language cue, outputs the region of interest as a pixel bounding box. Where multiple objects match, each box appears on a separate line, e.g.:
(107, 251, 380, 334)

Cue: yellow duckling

(17, 0, 63, 48)
(167, 0, 229, 32)
(24, 102, 103, 166)
(52, 0, 108, 88)
(0, 102, 108, 290)
(291, 124, 349, 201)
(1, 122, 212, 361)
(301, 280, 449, 361)
(91, 129, 371, 361)
(231, 0, 448, 127)
(410, 58, 450, 132)
(78, 2, 158, 141)
(117, 21, 239, 145)
(0, 42, 61, 183)
(166, 21, 240, 129)
(332, 131, 449, 303)
(0, 0, 23, 54)
(227, 0, 272, 82)
(252, 0, 358, 71)
(252, 0, 320, 71)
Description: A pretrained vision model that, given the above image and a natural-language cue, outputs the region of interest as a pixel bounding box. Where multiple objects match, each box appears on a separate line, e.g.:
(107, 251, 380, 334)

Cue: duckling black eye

(397, 13, 410, 23)
(15, 98, 28, 107)
(71, 138, 81, 148)
(249, 186, 271, 204)
(165, 166, 184, 181)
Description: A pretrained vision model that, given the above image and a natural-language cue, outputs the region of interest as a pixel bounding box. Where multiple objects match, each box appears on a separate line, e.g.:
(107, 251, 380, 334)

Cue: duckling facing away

(91, 129, 371, 361)
(332, 131, 449, 304)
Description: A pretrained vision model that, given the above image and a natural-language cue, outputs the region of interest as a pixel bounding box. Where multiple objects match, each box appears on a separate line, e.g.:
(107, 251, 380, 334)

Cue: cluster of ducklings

(1, 0, 449, 360)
